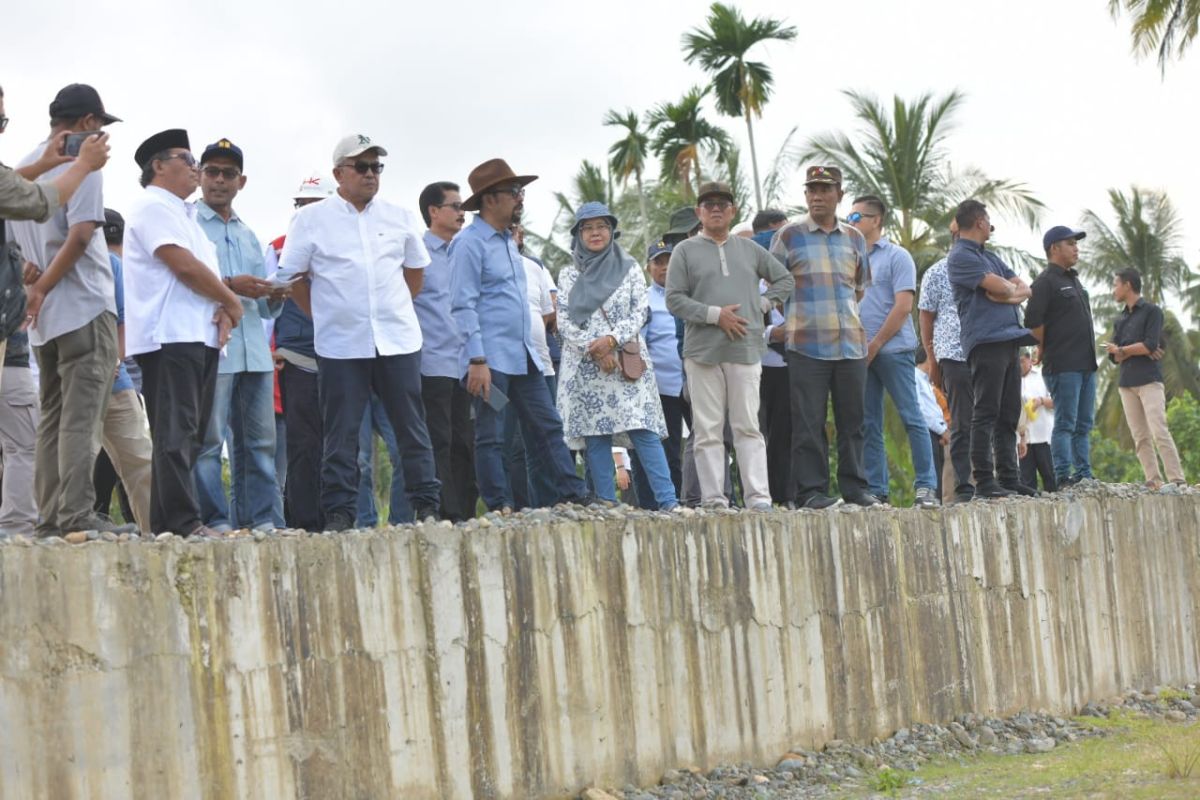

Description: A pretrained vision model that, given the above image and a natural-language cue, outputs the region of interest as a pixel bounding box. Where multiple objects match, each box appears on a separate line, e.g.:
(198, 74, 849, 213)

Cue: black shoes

(1002, 482, 1039, 497)
(801, 494, 841, 510)
(975, 480, 1015, 499)
(412, 504, 440, 523)
(843, 492, 881, 507)
(325, 510, 355, 532)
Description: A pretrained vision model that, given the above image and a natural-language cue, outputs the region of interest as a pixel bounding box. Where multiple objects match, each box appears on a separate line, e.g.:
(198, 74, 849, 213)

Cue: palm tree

(682, 2, 797, 211)
(1109, 0, 1200, 70)
(647, 87, 732, 201)
(603, 108, 652, 251)
(800, 90, 1045, 274)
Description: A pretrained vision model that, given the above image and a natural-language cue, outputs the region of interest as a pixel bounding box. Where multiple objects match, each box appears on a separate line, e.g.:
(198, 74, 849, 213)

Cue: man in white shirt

(124, 129, 244, 537)
(278, 134, 441, 531)
(6, 84, 126, 537)
(1019, 350, 1056, 491)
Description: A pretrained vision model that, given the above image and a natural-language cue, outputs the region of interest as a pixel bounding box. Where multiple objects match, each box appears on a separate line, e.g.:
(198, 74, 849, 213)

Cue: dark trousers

(967, 340, 1022, 485)
(281, 363, 323, 530)
(631, 393, 688, 510)
(421, 376, 478, 521)
(759, 365, 792, 505)
(136, 343, 218, 535)
(939, 358, 975, 496)
(1020, 442, 1057, 491)
(93, 448, 133, 522)
(502, 374, 559, 509)
(318, 352, 440, 521)
(930, 430, 945, 500)
(787, 352, 868, 502)
(473, 357, 588, 511)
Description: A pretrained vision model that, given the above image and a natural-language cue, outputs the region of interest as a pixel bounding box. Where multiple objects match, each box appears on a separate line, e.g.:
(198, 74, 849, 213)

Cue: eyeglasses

(846, 211, 879, 223)
(489, 185, 524, 199)
(201, 166, 240, 180)
(435, 201, 465, 211)
(0, 116, 8, 133)
(159, 152, 198, 168)
(341, 161, 384, 175)
(699, 199, 732, 211)
(579, 221, 612, 234)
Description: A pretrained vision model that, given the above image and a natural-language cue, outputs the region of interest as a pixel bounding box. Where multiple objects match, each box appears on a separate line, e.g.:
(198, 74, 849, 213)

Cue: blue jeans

(1044, 370, 1096, 481)
(357, 393, 410, 526)
(473, 360, 588, 511)
(317, 352, 440, 523)
(273, 413, 287, 526)
(585, 430, 677, 508)
(864, 350, 938, 497)
(501, 375, 559, 509)
(194, 371, 280, 528)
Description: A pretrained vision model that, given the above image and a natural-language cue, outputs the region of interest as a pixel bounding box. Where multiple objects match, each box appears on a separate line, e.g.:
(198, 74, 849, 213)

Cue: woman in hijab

(557, 202, 678, 510)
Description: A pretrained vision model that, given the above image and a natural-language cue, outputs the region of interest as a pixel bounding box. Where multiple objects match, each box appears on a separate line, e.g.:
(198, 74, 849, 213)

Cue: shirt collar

(145, 184, 188, 212)
(870, 236, 892, 253)
(423, 229, 450, 252)
(956, 238, 984, 252)
(1124, 297, 1147, 313)
(697, 231, 730, 245)
(798, 215, 846, 235)
(336, 194, 373, 214)
(469, 214, 509, 240)
(196, 199, 240, 225)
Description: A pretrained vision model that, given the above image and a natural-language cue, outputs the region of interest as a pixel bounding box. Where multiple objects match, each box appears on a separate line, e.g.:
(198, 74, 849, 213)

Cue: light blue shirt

(109, 253, 134, 394)
(413, 230, 464, 379)
(449, 215, 541, 376)
(644, 282, 683, 397)
(858, 237, 918, 354)
(197, 201, 280, 373)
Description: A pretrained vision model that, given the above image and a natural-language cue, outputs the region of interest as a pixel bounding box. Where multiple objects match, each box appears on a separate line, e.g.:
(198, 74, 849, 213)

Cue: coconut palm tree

(647, 87, 732, 201)
(603, 108, 652, 251)
(682, 2, 796, 211)
(800, 90, 1045, 274)
(1109, 0, 1200, 70)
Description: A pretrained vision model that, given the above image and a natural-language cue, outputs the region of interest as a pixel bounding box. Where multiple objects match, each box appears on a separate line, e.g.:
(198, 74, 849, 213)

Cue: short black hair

(418, 181, 460, 227)
(1116, 267, 1142, 294)
(954, 199, 988, 231)
(852, 194, 887, 219)
(138, 150, 170, 188)
(751, 209, 787, 233)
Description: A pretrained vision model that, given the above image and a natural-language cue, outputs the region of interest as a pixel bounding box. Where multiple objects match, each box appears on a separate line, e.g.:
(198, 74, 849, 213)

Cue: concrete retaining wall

(1, 492, 1197, 799)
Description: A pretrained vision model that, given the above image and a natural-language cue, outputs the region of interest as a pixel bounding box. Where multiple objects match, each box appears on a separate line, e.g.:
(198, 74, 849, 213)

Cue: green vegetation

(1110, 0, 1200, 71)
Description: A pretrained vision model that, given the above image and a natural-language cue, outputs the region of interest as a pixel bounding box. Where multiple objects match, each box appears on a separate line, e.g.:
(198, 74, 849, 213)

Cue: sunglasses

(435, 201, 465, 211)
(699, 199, 732, 211)
(201, 166, 240, 180)
(846, 211, 879, 223)
(0, 115, 8, 133)
(489, 185, 524, 199)
(342, 161, 384, 175)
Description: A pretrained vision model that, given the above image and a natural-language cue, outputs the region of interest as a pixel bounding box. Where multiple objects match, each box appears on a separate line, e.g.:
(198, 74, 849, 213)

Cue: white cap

(331, 133, 387, 166)
(294, 173, 333, 200)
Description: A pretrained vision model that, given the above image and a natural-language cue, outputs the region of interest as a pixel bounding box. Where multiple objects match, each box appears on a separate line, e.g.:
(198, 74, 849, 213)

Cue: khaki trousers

(684, 359, 770, 507)
(33, 313, 118, 534)
(0, 365, 38, 534)
(1119, 381, 1184, 483)
(102, 388, 153, 533)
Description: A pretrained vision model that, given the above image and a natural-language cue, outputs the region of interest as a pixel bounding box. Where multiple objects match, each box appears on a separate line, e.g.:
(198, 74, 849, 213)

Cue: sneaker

(801, 494, 841, 510)
(412, 504, 440, 523)
(251, 521, 276, 533)
(975, 480, 1015, 499)
(914, 487, 941, 509)
(187, 524, 226, 539)
(953, 491, 976, 504)
(325, 510, 355, 532)
(843, 492, 881, 507)
(80, 513, 139, 535)
(210, 522, 234, 534)
(748, 501, 773, 512)
(1001, 481, 1039, 497)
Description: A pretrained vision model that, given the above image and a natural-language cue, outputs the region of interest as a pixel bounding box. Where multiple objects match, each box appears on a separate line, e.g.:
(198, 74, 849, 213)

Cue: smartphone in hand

(63, 132, 98, 157)
(485, 384, 509, 413)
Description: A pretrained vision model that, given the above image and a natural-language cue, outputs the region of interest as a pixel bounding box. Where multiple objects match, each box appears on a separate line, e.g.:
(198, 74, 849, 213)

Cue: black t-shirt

(1111, 298, 1164, 388)
(1024, 265, 1097, 374)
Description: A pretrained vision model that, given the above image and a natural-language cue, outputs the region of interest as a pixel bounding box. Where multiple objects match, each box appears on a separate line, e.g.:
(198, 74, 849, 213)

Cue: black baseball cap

(103, 209, 124, 245)
(201, 138, 244, 171)
(48, 84, 121, 125)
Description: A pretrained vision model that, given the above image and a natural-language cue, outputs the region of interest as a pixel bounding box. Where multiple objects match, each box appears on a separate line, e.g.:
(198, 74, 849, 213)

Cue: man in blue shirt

(851, 195, 939, 508)
(414, 181, 476, 520)
(193, 139, 283, 531)
(946, 200, 1035, 498)
(450, 159, 590, 510)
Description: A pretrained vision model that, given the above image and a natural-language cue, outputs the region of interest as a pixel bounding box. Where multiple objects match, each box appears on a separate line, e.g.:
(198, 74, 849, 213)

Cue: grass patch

(836, 714, 1200, 799)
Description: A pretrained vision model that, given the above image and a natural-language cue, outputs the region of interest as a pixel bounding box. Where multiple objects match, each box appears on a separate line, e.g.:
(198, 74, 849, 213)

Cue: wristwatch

(469, 357, 487, 366)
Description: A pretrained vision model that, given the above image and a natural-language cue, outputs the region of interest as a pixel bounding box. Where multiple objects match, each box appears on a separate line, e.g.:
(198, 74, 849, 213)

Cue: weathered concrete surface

(0, 493, 1197, 799)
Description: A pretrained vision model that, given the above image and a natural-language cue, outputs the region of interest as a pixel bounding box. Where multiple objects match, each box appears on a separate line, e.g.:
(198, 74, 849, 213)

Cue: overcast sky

(4, 0, 1199, 287)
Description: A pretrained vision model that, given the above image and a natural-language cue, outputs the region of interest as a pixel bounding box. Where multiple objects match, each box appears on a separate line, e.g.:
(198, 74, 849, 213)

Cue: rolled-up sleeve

(0, 165, 60, 222)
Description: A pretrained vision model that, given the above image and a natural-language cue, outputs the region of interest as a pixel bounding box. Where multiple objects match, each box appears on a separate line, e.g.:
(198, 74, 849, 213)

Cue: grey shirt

(665, 233, 794, 365)
(6, 140, 115, 345)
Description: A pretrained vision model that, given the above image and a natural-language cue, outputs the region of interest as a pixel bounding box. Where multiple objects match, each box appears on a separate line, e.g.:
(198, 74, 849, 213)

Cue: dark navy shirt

(1111, 298, 1164, 388)
(274, 297, 316, 360)
(946, 239, 1030, 356)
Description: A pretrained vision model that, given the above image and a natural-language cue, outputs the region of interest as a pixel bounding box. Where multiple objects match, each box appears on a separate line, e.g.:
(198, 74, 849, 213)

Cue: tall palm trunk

(745, 108, 763, 210)
(635, 166, 649, 253)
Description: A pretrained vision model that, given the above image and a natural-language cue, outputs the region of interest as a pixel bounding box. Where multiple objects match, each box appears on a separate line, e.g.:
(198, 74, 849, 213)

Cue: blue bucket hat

(570, 201, 619, 237)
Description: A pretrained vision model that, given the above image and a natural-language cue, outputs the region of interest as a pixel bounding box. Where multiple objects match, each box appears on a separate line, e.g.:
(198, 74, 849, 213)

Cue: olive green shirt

(0, 162, 60, 223)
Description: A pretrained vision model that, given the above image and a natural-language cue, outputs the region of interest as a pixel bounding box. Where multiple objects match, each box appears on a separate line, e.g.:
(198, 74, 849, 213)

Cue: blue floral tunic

(556, 262, 668, 449)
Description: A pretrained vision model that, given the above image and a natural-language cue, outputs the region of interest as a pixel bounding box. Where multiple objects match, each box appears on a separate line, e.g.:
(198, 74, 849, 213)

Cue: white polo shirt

(277, 195, 430, 359)
(124, 186, 222, 356)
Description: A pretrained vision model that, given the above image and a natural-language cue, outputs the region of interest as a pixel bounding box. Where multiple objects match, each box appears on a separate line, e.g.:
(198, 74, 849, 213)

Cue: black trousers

(939, 358, 975, 496)
(281, 362, 323, 530)
(759, 365, 793, 505)
(318, 352, 440, 521)
(1020, 442, 1057, 491)
(967, 340, 1022, 485)
(787, 352, 869, 502)
(631, 393, 688, 509)
(421, 375, 477, 521)
(92, 448, 133, 522)
(930, 430, 946, 500)
(136, 343, 218, 535)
